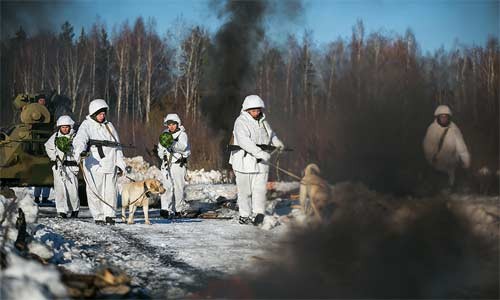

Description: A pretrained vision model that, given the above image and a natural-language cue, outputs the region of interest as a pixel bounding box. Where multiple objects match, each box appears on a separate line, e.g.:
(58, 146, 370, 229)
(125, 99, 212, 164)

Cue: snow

(3, 157, 497, 298)
(0, 163, 297, 298)
(2, 252, 67, 300)
(31, 213, 286, 298)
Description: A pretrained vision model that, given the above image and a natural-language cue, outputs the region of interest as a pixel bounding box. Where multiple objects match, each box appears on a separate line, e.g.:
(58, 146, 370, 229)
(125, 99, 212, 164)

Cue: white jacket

(157, 125, 191, 164)
(423, 120, 470, 172)
(229, 111, 282, 173)
(44, 129, 78, 173)
(73, 116, 127, 173)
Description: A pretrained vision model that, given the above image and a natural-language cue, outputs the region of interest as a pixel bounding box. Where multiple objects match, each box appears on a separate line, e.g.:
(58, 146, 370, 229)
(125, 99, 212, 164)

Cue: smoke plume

(202, 0, 304, 143)
(195, 184, 499, 298)
(0, 1, 60, 39)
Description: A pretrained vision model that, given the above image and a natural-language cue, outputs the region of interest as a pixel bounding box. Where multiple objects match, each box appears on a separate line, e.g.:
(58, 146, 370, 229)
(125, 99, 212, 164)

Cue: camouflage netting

(55, 136, 71, 153)
(158, 132, 173, 148)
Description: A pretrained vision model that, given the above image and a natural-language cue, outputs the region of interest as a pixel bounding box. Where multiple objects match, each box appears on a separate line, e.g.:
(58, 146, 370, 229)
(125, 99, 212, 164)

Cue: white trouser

(234, 171, 268, 218)
(83, 166, 117, 221)
(52, 165, 80, 214)
(160, 163, 187, 212)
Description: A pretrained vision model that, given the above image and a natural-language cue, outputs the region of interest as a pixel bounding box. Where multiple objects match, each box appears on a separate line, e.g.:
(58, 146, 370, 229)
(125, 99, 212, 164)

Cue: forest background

(1, 10, 498, 194)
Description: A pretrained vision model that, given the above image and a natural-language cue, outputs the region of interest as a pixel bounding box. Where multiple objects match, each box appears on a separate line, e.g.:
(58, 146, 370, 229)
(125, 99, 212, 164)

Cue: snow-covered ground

(33, 211, 285, 298)
(1, 157, 498, 299)
(1, 159, 300, 299)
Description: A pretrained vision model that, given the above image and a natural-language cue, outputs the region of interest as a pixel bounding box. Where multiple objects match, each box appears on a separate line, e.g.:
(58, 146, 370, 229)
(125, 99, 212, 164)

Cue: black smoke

(202, 0, 304, 142)
(0, 1, 60, 39)
(195, 191, 499, 298)
(202, 0, 268, 138)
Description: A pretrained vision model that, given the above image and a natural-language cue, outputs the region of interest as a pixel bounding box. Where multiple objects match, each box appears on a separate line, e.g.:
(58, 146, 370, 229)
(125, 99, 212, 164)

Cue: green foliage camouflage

(55, 136, 72, 153)
(159, 132, 174, 148)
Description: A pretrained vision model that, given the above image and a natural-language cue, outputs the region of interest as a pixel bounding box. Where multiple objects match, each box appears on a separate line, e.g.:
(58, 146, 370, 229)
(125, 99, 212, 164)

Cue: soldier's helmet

(434, 105, 452, 117)
(242, 95, 265, 110)
(56, 115, 75, 128)
(89, 99, 109, 115)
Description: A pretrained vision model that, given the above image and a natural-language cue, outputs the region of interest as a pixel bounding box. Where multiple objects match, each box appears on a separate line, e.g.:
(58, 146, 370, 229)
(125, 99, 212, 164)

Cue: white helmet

(56, 115, 75, 127)
(88, 99, 109, 115)
(163, 113, 182, 126)
(242, 95, 265, 110)
(434, 105, 452, 117)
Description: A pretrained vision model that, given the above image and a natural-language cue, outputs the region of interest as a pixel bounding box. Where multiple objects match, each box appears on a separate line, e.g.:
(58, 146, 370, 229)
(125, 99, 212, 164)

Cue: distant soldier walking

(73, 99, 127, 225)
(423, 105, 470, 187)
(44, 115, 80, 218)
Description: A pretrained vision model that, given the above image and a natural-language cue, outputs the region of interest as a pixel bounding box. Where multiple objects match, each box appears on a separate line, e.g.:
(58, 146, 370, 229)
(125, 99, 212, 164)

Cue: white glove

(273, 139, 285, 150)
(254, 150, 271, 162)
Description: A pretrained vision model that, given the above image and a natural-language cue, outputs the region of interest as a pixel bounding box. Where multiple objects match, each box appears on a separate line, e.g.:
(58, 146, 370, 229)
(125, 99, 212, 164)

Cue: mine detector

(0, 93, 87, 204)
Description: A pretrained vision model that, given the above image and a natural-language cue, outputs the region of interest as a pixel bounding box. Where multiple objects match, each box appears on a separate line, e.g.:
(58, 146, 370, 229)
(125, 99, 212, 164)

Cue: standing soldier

(157, 114, 191, 219)
(229, 95, 284, 225)
(34, 94, 51, 203)
(423, 105, 470, 188)
(44, 115, 80, 218)
(73, 99, 127, 225)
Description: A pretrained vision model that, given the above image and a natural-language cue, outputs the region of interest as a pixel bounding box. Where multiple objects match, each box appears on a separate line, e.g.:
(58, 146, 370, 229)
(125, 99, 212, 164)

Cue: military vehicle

(0, 93, 87, 204)
(0, 93, 54, 186)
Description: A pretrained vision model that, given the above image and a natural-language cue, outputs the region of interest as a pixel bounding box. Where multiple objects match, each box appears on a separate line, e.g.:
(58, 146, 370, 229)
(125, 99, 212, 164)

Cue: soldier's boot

(58, 212, 68, 219)
(253, 213, 265, 226)
(160, 210, 169, 219)
(70, 211, 79, 218)
(41, 197, 50, 204)
(34, 197, 40, 204)
(239, 216, 252, 225)
(105, 217, 115, 225)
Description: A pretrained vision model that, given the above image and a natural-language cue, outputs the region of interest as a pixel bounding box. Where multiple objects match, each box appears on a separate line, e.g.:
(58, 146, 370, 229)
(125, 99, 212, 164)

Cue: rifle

(87, 139, 135, 158)
(227, 144, 292, 152)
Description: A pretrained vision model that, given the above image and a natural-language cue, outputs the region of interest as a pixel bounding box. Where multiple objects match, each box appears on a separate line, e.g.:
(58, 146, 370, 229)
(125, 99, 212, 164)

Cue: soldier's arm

(234, 120, 263, 157)
(157, 140, 168, 159)
(454, 126, 471, 169)
(172, 131, 189, 153)
(72, 122, 90, 161)
(44, 133, 57, 161)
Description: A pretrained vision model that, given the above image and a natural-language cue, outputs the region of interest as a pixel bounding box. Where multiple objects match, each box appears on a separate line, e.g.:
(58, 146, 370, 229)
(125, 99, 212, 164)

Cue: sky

(1, 0, 498, 53)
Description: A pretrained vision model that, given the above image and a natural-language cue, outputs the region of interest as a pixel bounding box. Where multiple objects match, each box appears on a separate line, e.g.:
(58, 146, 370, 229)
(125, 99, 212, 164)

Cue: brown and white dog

(121, 179, 166, 225)
(299, 164, 334, 222)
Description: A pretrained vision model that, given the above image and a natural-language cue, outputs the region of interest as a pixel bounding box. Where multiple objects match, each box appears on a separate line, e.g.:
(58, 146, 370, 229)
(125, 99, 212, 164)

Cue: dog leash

(79, 160, 116, 211)
(265, 161, 302, 181)
(121, 187, 151, 221)
(127, 183, 151, 207)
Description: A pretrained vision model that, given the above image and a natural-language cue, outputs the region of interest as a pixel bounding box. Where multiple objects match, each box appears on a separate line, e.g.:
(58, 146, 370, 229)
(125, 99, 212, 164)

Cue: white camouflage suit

(73, 99, 127, 222)
(229, 95, 284, 218)
(44, 115, 80, 215)
(423, 105, 470, 186)
(157, 114, 191, 213)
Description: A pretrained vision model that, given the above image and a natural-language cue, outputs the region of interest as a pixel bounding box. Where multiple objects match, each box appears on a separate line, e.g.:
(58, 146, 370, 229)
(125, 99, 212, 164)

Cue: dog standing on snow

(121, 179, 166, 225)
(299, 164, 334, 222)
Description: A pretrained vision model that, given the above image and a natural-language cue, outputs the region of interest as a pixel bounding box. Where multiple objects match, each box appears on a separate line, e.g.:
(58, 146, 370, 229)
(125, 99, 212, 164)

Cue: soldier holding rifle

(73, 99, 127, 225)
(229, 95, 285, 226)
